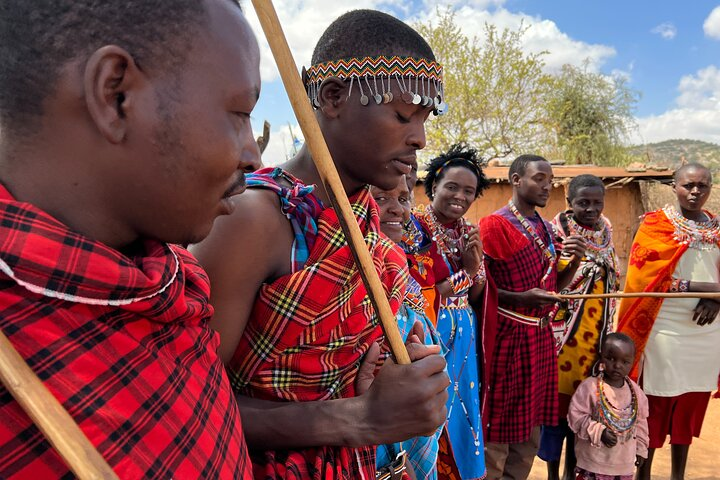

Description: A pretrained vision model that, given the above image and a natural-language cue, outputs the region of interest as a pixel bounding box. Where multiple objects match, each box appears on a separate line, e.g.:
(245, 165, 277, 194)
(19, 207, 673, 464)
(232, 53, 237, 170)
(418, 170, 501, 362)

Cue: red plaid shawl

(479, 208, 559, 443)
(228, 182, 407, 480)
(0, 185, 251, 479)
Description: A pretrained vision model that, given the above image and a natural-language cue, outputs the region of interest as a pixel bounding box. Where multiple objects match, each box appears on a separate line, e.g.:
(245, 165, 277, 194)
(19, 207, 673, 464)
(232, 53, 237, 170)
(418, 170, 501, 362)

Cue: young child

(568, 333, 649, 480)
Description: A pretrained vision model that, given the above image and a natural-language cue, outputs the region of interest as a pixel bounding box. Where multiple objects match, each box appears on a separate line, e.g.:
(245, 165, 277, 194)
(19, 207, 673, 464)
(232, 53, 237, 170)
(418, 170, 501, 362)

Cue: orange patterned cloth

(617, 209, 694, 379)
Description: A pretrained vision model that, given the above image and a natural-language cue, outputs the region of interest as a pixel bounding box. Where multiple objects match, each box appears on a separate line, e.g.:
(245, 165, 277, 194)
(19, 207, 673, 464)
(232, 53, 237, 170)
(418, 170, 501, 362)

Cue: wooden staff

(250, 0, 411, 364)
(556, 291, 720, 300)
(0, 330, 118, 479)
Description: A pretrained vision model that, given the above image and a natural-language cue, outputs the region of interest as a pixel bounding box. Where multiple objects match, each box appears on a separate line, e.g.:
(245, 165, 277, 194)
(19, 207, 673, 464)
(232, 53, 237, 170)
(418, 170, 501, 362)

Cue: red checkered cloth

(227, 182, 407, 480)
(0, 185, 252, 479)
(479, 208, 559, 444)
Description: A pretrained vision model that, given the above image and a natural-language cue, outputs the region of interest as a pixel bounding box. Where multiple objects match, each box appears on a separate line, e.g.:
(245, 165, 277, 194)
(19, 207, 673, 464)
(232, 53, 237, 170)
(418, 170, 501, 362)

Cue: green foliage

(544, 63, 639, 165)
(416, 11, 639, 167)
(416, 10, 552, 162)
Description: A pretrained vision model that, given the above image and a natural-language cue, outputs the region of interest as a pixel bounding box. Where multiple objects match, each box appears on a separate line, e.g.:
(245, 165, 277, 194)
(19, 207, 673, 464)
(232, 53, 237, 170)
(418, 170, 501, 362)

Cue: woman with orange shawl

(618, 163, 720, 480)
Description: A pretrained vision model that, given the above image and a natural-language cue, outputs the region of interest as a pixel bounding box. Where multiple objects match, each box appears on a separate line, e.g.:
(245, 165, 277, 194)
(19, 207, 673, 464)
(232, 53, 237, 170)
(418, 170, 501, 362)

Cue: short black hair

(424, 143, 489, 200)
(568, 174, 605, 202)
(673, 162, 712, 183)
(0, 0, 238, 136)
(508, 154, 550, 181)
(311, 10, 435, 65)
(602, 332, 635, 355)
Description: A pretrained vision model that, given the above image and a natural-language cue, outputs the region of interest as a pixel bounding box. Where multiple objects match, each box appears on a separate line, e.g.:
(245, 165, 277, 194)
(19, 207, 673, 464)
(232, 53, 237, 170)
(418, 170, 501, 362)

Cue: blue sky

(244, 0, 720, 163)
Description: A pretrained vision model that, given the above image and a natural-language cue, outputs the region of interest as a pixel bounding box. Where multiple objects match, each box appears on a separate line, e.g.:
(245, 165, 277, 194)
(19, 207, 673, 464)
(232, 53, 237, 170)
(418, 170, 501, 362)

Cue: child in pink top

(568, 333, 649, 480)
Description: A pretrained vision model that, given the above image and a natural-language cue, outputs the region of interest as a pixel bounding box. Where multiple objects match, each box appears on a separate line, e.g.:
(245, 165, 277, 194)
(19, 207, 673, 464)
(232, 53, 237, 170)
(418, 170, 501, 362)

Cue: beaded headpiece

(303, 55, 447, 115)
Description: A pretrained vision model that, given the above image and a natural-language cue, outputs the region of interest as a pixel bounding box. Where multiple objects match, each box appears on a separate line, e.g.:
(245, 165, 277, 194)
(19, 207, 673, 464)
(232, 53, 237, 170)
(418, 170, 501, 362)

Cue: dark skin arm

(556, 234, 587, 290)
(497, 287, 558, 307)
(684, 281, 720, 326)
(434, 225, 483, 300)
(191, 190, 449, 449)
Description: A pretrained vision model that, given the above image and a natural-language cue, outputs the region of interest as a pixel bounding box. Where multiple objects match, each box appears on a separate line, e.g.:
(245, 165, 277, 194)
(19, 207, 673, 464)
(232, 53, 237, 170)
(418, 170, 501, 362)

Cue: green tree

(543, 63, 639, 165)
(416, 10, 552, 162)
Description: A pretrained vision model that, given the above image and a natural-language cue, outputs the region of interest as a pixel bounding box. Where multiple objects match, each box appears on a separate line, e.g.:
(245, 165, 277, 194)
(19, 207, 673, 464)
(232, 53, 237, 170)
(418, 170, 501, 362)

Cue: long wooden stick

(250, 0, 410, 364)
(557, 291, 720, 300)
(0, 330, 118, 479)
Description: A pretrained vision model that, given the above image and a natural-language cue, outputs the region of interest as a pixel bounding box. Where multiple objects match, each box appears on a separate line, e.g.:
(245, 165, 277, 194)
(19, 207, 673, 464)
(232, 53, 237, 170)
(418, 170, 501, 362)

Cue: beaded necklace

(400, 216, 425, 255)
(663, 204, 720, 251)
(403, 275, 428, 315)
(595, 374, 638, 441)
(565, 213, 618, 271)
(415, 204, 470, 264)
(508, 201, 556, 284)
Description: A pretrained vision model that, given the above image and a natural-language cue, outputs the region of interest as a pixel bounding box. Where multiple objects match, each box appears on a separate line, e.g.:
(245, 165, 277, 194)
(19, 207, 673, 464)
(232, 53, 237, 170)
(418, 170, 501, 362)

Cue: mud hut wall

(413, 181, 644, 285)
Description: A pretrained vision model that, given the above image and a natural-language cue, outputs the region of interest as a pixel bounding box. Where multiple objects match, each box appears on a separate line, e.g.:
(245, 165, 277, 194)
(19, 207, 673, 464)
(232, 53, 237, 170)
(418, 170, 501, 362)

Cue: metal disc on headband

(412, 94, 421, 105)
(382, 93, 391, 104)
(387, 92, 394, 102)
(360, 94, 369, 106)
(401, 91, 414, 104)
(374, 94, 382, 105)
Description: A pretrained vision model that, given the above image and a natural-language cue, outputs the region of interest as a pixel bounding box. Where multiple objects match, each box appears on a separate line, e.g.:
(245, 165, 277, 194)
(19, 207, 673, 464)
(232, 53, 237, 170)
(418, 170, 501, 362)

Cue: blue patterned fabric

(377, 277, 444, 480)
(245, 167, 323, 272)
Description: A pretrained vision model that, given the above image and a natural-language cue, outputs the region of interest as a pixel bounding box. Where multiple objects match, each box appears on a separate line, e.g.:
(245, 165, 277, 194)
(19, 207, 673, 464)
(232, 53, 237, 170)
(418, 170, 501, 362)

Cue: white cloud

(409, 3, 615, 73)
(246, 0, 616, 82)
(704, 6, 720, 39)
(651, 22, 677, 40)
(245, 0, 404, 82)
(611, 61, 635, 83)
(256, 123, 305, 166)
(635, 66, 720, 144)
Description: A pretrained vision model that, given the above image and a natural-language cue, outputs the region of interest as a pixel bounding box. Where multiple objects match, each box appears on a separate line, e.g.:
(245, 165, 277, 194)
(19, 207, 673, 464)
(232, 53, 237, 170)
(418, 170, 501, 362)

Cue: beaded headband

(436, 157, 481, 178)
(303, 55, 447, 115)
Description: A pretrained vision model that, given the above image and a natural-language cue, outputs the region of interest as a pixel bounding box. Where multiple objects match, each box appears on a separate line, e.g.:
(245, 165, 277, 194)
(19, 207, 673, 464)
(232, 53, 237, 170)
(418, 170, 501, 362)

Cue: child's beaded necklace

(595, 374, 639, 441)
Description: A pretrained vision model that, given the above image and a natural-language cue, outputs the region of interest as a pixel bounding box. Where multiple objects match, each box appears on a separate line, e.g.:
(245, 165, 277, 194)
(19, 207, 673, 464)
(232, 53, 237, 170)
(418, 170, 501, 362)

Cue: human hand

(635, 455, 646, 468)
(518, 288, 559, 306)
(562, 234, 587, 260)
(461, 225, 482, 276)
(601, 429, 617, 448)
(693, 298, 720, 326)
(359, 342, 449, 443)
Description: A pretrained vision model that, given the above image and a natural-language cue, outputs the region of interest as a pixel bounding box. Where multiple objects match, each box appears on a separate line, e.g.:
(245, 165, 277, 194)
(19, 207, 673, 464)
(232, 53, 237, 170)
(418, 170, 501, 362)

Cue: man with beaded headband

(192, 9, 450, 480)
(479, 155, 586, 480)
(618, 162, 720, 480)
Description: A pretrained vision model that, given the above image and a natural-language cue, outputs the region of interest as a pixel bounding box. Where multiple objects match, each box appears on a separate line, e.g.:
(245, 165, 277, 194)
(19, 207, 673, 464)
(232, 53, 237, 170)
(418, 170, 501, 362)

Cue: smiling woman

(412, 143, 490, 480)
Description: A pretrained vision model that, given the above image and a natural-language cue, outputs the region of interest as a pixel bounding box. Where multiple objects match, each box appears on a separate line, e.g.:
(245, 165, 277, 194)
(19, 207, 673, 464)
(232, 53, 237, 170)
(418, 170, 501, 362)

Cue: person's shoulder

(191, 188, 292, 267)
(574, 375, 599, 396)
(479, 212, 506, 230)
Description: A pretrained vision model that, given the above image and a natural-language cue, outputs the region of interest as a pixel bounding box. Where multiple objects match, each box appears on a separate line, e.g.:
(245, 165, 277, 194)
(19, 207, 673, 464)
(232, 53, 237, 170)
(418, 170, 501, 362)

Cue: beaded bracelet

(473, 263, 487, 290)
(449, 269, 473, 295)
(669, 278, 690, 293)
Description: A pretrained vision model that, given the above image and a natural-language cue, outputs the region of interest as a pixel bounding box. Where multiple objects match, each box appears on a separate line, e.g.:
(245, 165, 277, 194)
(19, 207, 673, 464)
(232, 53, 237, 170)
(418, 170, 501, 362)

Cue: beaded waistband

(497, 307, 550, 328)
(442, 295, 469, 309)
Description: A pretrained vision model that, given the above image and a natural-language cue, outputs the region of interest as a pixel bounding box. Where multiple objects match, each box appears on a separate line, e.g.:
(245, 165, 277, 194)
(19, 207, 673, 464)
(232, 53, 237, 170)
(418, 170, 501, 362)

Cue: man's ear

(83, 45, 144, 144)
(511, 172, 521, 187)
(316, 77, 348, 118)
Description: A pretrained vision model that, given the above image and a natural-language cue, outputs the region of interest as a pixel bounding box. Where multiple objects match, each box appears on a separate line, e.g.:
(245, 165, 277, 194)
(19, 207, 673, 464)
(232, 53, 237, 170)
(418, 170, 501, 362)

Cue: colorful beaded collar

(303, 55, 446, 115)
(663, 204, 720, 250)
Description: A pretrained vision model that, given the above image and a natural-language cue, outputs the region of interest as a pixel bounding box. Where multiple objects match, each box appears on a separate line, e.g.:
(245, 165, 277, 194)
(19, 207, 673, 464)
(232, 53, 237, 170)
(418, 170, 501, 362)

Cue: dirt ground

(527, 398, 720, 480)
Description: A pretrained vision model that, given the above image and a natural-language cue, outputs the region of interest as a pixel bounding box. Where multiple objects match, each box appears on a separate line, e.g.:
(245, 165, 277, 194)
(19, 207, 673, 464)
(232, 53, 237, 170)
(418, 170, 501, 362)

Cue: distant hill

(629, 139, 720, 170)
